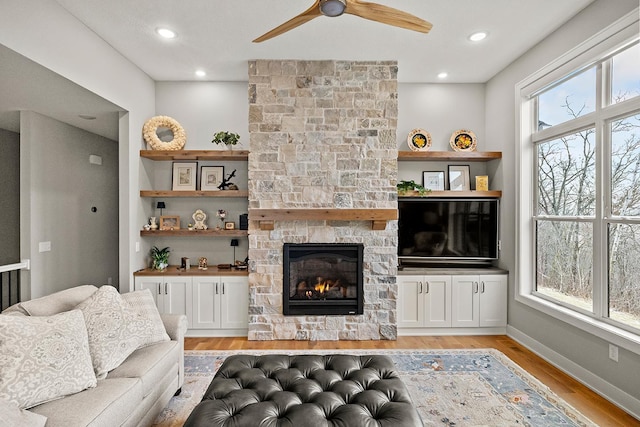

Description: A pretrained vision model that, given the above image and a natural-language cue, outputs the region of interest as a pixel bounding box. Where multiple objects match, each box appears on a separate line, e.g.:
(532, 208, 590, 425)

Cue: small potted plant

(397, 180, 430, 196)
(211, 131, 240, 149)
(150, 246, 170, 271)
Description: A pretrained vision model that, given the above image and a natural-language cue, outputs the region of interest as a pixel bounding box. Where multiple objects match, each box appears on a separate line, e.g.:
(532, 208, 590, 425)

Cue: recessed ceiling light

(437, 72, 448, 79)
(195, 70, 206, 77)
(468, 31, 487, 42)
(156, 28, 177, 39)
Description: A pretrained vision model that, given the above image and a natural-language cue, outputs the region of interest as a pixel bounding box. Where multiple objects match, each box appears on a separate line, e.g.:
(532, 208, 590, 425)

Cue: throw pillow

(121, 289, 170, 348)
(20, 285, 98, 316)
(0, 310, 97, 409)
(75, 285, 151, 379)
(0, 398, 47, 427)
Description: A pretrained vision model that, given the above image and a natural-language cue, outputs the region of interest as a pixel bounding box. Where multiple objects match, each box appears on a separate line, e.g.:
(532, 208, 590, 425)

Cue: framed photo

(160, 215, 180, 230)
(475, 175, 489, 191)
(200, 166, 224, 191)
(224, 221, 236, 230)
(422, 171, 445, 191)
(172, 162, 197, 191)
(448, 165, 470, 191)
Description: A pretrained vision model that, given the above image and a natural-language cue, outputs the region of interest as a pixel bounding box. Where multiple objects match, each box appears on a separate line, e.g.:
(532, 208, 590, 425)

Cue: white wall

(0, 0, 156, 291)
(20, 111, 119, 298)
(485, 0, 640, 413)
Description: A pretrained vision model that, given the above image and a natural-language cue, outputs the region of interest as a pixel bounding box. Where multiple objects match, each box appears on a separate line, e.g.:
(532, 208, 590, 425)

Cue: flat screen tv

(398, 198, 500, 266)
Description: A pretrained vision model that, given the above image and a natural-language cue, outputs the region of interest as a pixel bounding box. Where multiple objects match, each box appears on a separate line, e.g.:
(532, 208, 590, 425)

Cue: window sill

(515, 292, 640, 356)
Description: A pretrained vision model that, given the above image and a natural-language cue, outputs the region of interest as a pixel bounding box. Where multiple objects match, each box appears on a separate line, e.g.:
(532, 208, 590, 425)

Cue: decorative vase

(150, 217, 158, 230)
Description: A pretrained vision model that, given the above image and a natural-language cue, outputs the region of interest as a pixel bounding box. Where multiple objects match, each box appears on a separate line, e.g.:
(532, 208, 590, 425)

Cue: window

(517, 11, 640, 348)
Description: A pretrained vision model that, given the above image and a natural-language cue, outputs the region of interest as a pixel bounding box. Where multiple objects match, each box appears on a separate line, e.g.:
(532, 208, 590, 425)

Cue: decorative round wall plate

(450, 130, 477, 152)
(407, 129, 432, 151)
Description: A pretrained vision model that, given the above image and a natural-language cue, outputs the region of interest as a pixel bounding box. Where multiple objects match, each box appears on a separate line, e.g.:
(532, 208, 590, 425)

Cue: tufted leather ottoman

(184, 354, 422, 427)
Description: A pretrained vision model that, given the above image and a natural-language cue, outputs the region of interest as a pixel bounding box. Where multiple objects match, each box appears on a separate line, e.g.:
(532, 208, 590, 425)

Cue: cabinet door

(220, 276, 249, 329)
(191, 277, 221, 329)
(397, 276, 424, 328)
(423, 275, 451, 327)
(134, 277, 162, 309)
(451, 276, 480, 327)
(479, 275, 507, 327)
(162, 277, 190, 318)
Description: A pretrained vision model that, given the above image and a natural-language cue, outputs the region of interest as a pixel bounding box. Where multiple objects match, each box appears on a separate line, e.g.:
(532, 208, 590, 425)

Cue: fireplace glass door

(283, 243, 364, 316)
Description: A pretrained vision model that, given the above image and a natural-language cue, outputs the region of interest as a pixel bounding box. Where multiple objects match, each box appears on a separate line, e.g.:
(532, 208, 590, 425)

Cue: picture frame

(200, 166, 224, 191)
(160, 215, 180, 230)
(475, 175, 489, 191)
(224, 221, 236, 230)
(172, 162, 197, 191)
(422, 171, 445, 191)
(448, 165, 470, 191)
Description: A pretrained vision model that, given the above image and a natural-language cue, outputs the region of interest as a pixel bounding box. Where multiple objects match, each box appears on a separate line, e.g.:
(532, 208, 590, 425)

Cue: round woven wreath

(142, 115, 186, 150)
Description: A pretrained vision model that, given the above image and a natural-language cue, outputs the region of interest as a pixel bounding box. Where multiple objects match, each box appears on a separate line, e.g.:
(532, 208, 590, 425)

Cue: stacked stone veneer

(247, 60, 398, 340)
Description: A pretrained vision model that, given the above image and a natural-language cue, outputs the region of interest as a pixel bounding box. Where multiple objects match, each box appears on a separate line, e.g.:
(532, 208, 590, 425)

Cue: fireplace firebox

(283, 243, 364, 316)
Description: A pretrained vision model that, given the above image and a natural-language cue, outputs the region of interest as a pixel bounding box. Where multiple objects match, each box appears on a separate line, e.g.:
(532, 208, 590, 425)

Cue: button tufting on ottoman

(184, 354, 422, 427)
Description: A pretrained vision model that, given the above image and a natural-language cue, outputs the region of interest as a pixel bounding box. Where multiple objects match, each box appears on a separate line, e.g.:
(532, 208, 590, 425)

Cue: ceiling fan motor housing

(320, 0, 347, 17)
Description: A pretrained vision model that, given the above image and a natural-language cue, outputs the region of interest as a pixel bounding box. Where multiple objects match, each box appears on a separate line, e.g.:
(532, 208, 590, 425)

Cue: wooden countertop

(134, 265, 248, 276)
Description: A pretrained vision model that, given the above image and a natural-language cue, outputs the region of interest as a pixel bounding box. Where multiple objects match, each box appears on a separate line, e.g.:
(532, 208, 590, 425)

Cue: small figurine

(216, 209, 226, 230)
(218, 169, 237, 190)
(198, 257, 208, 270)
(149, 217, 158, 230)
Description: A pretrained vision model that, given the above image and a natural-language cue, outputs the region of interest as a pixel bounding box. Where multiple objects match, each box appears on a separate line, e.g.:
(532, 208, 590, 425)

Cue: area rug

(152, 348, 596, 427)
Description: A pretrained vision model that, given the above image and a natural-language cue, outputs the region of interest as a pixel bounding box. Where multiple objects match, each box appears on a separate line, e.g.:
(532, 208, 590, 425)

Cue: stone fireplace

(247, 60, 398, 340)
(283, 243, 364, 316)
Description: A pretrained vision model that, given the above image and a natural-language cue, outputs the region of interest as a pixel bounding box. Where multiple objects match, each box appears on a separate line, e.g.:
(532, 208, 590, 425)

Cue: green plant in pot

(397, 180, 430, 196)
(211, 131, 240, 148)
(150, 246, 170, 271)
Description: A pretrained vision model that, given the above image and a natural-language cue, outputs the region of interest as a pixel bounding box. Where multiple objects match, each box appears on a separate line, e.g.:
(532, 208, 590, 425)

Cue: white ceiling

(54, 0, 594, 83)
(0, 0, 595, 139)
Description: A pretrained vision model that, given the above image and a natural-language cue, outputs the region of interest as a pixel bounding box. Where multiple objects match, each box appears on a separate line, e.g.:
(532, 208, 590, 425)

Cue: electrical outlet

(38, 241, 51, 252)
(609, 344, 619, 362)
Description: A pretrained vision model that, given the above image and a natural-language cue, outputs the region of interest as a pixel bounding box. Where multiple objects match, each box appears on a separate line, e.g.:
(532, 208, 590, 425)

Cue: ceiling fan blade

(253, 1, 323, 43)
(345, 0, 432, 34)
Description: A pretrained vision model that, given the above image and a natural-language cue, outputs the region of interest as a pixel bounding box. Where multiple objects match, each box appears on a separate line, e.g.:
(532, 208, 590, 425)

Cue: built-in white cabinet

(134, 276, 190, 318)
(134, 271, 249, 335)
(397, 271, 507, 333)
(398, 275, 452, 328)
(451, 275, 507, 328)
(191, 275, 249, 330)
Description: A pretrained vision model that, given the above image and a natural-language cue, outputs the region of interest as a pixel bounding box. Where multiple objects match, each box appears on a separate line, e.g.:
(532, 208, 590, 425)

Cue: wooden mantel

(248, 208, 398, 231)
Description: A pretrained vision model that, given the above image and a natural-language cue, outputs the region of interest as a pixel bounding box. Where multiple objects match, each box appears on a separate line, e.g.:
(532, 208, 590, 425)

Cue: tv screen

(398, 198, 499, 265)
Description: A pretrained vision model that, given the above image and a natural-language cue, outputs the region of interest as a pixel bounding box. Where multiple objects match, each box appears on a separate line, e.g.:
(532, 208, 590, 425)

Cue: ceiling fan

(253, 0, 432, 43)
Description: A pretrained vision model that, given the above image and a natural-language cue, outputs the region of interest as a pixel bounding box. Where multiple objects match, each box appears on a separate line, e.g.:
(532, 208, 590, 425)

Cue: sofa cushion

(29, 378, 142, 427)
(75, 285, 151, 379)
(0, 398, 47, 427)
(121, 288, 170, 348)
(0, 310, 97, 409)
(20, 285, 98, 316)
(107, 340, 179, 398)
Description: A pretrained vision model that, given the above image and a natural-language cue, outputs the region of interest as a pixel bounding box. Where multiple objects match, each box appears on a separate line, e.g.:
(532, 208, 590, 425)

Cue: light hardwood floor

(185, 335, 638, 427)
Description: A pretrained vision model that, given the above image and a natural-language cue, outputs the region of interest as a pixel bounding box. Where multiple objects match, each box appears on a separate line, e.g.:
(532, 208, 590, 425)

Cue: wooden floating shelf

(140, 190, 248, 198)
(398, 190, 502, 198)
(249, 208, 398, 231)
(140, 149, 249, 161)
(397, 151, 502, 161)
(140, 229, 248, 237)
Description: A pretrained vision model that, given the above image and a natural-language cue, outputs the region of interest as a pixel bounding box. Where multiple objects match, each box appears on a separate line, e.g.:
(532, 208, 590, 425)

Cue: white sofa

(0, 285, 188, 427)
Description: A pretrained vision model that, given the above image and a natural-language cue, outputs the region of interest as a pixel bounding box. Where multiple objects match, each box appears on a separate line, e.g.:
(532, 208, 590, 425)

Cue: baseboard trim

(507, 325, 640, 420)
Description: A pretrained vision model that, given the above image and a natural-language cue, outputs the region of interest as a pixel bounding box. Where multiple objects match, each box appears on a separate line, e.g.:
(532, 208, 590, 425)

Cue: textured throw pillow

(0, 310, 97, 409)
(20, 285, 98, 316)
(75, 285, 154, 379)
(0, 397, 47, 427)
(121, 288, 170, 348)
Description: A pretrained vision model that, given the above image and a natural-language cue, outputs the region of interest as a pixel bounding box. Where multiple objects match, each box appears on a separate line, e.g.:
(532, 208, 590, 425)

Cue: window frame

(515, 9, 640, 354)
